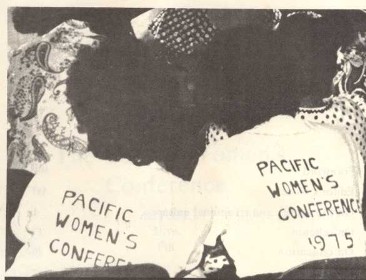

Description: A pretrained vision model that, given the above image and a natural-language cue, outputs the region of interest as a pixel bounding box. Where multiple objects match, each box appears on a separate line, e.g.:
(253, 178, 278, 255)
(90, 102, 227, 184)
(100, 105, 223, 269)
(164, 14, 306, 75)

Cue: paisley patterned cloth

(8, 19, 101, 174)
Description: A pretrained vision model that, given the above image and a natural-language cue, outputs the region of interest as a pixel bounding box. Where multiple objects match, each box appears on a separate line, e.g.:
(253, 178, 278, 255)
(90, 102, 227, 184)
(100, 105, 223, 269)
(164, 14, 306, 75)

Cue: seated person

(129, 9, 284, 181)
(6, 36, 210, 277)
(6, 8, 145, 269)
(291, 11, 366, 162)
(191, 14, 366, 278)
(132, 9, 365, 164)
(7, 7, 148, 176)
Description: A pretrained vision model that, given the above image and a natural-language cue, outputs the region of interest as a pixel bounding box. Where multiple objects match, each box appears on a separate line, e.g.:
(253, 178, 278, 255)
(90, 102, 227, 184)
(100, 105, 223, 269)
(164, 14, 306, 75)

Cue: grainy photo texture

(6, 7, 366, 279)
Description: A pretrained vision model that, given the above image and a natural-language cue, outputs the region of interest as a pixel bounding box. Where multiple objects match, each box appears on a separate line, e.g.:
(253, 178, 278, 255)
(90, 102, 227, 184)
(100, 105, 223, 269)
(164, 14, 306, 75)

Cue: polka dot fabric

(148, 9, 217, 55)
(205, 123, 229, 147)
(348, 91, 366, 116)
(295, 96, 366, 161)
(203, 254, 230, 274)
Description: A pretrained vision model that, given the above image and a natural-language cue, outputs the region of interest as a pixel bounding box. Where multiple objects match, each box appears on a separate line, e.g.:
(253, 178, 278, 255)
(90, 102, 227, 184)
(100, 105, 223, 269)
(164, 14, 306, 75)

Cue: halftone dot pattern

(347, 90, 366, 116)
(203, 254, 230, 274)
(148, 9, 217, 55)
(296, 96, 366, 161)
(205, 123, 229, 147)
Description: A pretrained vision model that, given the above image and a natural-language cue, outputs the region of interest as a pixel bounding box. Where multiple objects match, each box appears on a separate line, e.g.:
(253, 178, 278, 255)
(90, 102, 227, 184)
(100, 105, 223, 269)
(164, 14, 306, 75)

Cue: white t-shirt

(192, 115, 365, 278)
(7, 153, 211, 277)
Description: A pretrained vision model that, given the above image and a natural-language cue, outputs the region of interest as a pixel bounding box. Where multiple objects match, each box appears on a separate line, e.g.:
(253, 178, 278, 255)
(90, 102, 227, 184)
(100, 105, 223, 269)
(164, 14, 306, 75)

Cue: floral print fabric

(8, 20, 101, 174)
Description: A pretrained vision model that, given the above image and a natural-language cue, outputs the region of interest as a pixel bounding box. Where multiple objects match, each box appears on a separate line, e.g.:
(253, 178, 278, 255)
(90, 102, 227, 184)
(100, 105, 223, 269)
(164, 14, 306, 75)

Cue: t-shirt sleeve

(358, 151, 365, 202)
(341, 127, 365, 201)
(191, 145, 225, 195)
(190, 147, 228, 247)
(10, 164, 53, 244)
(159, 180, 213, 276)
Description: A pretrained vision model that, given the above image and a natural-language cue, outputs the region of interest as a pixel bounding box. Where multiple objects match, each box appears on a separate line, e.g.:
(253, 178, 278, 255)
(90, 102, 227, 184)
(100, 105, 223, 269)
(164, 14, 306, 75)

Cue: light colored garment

(7, 19, 101, 174)
(192, 115, 365, 278)
(7, 152, 210, 277)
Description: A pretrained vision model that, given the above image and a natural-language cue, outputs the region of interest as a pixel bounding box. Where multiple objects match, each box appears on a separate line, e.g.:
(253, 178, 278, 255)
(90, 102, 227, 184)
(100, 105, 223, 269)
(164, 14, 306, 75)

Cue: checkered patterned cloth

(148, 9, 217, 55)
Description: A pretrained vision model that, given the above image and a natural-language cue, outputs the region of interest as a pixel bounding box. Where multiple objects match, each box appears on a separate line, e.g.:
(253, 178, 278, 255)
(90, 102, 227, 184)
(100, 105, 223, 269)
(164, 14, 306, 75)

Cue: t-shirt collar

(248, 114, 314, 135)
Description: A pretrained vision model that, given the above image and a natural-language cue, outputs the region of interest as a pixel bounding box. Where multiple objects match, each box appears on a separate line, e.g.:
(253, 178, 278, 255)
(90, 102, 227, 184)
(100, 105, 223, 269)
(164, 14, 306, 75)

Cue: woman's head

(66, 37, 180, 165)
(275, 12, 353, 101)
(195, 25, 289, 135)
(193, 12, 355, 136)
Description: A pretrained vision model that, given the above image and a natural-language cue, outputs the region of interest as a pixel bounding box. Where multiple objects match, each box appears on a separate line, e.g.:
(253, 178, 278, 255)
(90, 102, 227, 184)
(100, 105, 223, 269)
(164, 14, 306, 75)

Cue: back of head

(275, 12, 353, 101)
(198, 24, 291, 135)
(66, 37, 179, 165)
(199, 12, 354, 136)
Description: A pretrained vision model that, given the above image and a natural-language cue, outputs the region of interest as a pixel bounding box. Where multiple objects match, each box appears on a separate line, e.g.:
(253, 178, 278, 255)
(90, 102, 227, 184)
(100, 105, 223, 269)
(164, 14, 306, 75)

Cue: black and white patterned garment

(148, 9, 217, 55)
(148, 9, 282, 56)
(204, 123, 229, 146)
(147, 10, 365, 278)
(295, 95, 365, 160)
(295, 33, 366, 161)
(205, 30, 366, 162)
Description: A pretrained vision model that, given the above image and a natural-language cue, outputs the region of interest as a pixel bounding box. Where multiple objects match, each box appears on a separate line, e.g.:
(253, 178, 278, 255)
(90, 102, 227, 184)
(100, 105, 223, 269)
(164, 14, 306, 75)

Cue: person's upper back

(192, 115, 365, 277)
(8, 153, 209, 277)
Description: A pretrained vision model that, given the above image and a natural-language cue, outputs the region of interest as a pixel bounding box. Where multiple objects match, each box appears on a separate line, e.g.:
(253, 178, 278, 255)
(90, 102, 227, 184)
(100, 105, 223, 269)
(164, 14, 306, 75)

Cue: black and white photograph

(5, 4, 366, 279)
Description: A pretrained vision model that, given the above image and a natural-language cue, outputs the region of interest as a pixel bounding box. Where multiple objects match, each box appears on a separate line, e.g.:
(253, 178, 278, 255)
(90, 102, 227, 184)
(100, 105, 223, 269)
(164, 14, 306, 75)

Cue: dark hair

(66, 36, 180, 165)
(194, 25, 288, 136)
(11, 7, 148, 36)
(274, 12, 353, 102)
(192, 12, 355, 136)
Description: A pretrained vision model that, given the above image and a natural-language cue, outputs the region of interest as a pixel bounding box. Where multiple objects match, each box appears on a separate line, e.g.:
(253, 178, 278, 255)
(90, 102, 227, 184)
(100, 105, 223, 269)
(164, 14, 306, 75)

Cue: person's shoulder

(34, 153, 92, 179)
(200, 124, 262, 161)
(148, 162, 192, 187)
(307, 117, 352, 138)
